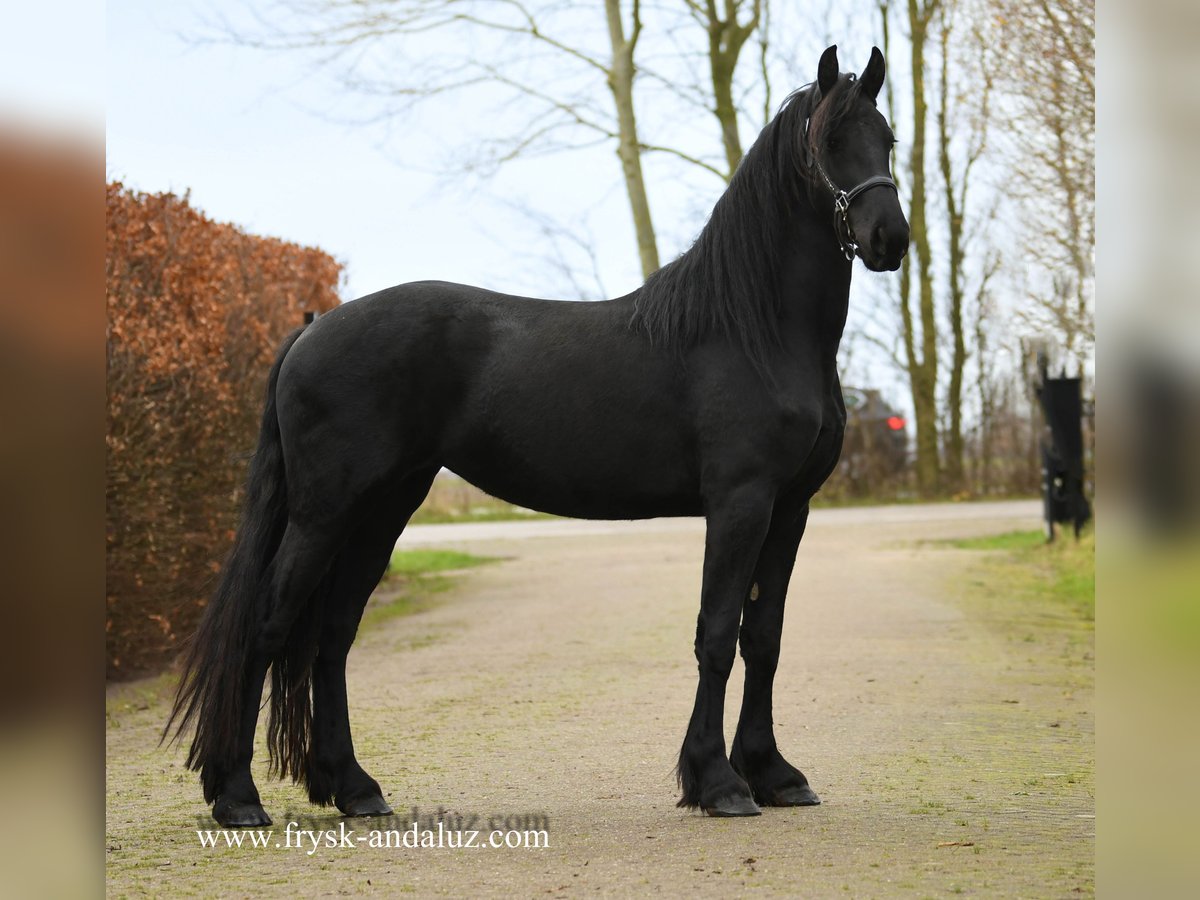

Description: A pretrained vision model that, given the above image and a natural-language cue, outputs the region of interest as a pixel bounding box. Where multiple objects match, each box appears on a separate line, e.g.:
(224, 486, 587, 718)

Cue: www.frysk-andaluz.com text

(196, 809, 550, 853)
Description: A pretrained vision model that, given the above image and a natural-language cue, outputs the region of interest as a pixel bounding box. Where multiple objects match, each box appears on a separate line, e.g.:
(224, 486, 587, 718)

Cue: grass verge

(950, 528, 1094, 623)
(360, 548, 496, 630)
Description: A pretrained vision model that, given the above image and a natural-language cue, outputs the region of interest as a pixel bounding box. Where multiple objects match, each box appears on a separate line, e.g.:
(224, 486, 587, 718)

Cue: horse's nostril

(871, 225, 887, 256)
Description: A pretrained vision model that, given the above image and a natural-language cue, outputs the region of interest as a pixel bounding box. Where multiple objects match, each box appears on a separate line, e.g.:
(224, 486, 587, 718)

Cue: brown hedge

(106, 183, 341, 680)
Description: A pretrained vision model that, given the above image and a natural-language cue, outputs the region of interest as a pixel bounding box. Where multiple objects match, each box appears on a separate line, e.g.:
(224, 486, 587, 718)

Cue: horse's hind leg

(307, 527, 398, 816)
(309, 469, 437, 816)
(212, 522, 345, 826)
(730, 498, 820, 806)
(211, 654, 273, 826)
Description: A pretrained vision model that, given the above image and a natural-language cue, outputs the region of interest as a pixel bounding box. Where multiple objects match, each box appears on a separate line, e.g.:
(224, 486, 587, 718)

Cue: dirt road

(106, 500, 1094, 897)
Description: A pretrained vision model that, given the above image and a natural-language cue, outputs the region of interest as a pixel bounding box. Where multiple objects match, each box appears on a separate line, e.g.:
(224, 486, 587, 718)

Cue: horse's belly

(447, 444, 701, 520)
(444, 388, 701, 519)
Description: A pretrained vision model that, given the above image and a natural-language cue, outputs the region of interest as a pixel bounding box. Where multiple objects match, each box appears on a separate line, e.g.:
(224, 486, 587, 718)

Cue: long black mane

(629, 74, 865, 376)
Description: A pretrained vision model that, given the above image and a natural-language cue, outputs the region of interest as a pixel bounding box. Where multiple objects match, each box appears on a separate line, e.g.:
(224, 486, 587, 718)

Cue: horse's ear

(817, 45, 839, 98)
(860, 46, 886, 101)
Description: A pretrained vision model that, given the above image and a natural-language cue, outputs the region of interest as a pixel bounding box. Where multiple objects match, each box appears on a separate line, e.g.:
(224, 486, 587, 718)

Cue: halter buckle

(832, 192, 856, 260)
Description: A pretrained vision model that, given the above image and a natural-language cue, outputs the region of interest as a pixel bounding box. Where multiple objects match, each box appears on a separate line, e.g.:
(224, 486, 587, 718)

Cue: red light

(886, 416, 905, 431)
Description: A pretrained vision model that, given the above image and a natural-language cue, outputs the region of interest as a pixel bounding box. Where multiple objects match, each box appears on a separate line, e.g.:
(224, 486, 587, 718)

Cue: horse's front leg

(729, 499, 821, 806)
(677, 484, 775, 816)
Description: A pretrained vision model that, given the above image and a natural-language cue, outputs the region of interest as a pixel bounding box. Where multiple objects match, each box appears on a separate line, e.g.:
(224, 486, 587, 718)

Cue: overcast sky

(104, 0, 678, 302)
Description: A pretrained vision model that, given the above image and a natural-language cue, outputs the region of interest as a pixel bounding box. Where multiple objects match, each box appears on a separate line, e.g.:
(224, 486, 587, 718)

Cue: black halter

(802, 115, 899, 261)
(813, 163, 898, 262)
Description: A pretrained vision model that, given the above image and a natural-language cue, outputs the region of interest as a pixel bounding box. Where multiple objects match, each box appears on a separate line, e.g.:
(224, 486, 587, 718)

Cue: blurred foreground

(1100, 1, 1200, 894)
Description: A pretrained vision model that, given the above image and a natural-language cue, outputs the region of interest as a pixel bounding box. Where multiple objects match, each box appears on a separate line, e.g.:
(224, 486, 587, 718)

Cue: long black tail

(163, 327, 306, 803)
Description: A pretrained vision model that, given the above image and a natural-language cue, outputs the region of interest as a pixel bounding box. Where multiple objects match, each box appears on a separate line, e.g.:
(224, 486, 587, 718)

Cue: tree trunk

(604, 0, 660, 278)
(710, 52, 743, 177)
(974, 303, 994, 494)
(938, 12, 965, 492)
(905, 0, 941, 496)
(705, 7, 759, 178)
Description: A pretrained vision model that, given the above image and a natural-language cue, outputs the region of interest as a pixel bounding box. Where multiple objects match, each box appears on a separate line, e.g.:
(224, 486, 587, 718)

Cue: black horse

(166, 45, 909, 824)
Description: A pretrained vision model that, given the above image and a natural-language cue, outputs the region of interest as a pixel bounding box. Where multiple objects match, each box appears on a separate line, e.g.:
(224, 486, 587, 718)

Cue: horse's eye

(827, 138, 841, 151)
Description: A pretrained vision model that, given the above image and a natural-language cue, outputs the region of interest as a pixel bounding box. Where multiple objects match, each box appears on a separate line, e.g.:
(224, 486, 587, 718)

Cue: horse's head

(806, 45, 910, 272)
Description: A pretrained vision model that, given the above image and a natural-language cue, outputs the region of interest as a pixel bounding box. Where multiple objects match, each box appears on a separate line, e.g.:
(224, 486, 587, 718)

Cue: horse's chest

(771, 389, 842, 440)
(693, 362, 843, 488)
(772, 395, 845, 485)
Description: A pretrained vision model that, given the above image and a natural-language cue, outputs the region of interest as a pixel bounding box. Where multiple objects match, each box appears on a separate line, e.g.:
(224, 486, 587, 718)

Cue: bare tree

(987, 0, 1094, 368)
(491, 201, 610, 300)
(214, 1, 663, 276)
(879, 0, 942, 496)
(605, 0, 660, 274)
(875, 0, 1020, 497)
(681, 0, 766, 177)
(211, 1, 779, 282)
(936, 0, 995, 491)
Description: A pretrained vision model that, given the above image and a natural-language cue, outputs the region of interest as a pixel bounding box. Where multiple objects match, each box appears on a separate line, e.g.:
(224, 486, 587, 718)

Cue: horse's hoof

(212, 797, 272, 827)
(703, 794, 762, 817)
(768, 784, 822, 806)
(339, 794, 393, 818)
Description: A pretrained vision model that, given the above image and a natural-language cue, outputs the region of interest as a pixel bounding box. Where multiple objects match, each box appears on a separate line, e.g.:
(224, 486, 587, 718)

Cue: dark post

(1036, 356, 1092, 541)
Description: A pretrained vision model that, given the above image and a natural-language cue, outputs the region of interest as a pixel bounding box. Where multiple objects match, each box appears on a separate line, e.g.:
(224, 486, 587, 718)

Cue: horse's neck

(776, 210, 853, 364)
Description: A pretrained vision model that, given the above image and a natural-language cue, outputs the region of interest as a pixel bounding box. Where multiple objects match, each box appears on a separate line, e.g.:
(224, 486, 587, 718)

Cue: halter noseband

(802, 114, 899, 262)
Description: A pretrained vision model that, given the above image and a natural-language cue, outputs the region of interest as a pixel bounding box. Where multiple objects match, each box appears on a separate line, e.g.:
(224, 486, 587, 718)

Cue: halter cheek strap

(815, 163, 899, 262)
(802, 113, 899, 261)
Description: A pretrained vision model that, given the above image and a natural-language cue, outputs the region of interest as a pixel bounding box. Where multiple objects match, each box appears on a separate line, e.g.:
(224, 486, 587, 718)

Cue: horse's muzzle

(860, 220, 909, 272)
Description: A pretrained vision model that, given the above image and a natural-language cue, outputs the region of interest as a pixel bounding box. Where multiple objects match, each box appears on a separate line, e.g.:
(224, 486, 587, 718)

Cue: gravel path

(106, 500, 1094, 897)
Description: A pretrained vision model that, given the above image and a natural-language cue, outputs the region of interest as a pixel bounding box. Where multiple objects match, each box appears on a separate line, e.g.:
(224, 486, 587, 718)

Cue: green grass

(950, 528, 1094, 623)
(385, 548, 493, 576)
(951, 530, 1048, 552)
(359, 549, 496, 630)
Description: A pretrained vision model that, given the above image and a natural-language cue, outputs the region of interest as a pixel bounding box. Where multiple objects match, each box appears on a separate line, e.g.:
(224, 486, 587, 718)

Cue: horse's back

(274, 281, 702, 518)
